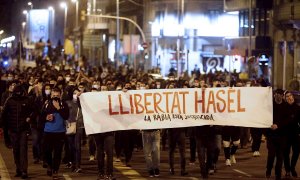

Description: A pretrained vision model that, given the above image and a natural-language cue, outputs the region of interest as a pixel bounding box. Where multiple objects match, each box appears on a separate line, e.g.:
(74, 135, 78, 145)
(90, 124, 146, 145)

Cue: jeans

(8, 130, 28, 173)
(196, 134, 211, 176)
(267, 135, 286, 177)
(208, 134, 221, 166)
(284, 134, 300, 173)
(168, 129, 186, 171)
(115, 130, 135, 163)
(142, 130, 160, 171)
(88, 135, 96, 156)
(189, 137, 196, 163)
(67, 128, 83, 168)
(31, 128, 43, 160)
(250, 128, 263, 152)
(94, 132, 114, 175)
(43, 132, 65, 172)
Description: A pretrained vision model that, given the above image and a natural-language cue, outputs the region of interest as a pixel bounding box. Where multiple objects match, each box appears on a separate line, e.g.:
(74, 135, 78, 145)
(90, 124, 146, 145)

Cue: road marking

(63, 173, 72, 180)
(0, 151, 11, 179)
(114, 159, 147, 180)
(233, 169, 252, 177)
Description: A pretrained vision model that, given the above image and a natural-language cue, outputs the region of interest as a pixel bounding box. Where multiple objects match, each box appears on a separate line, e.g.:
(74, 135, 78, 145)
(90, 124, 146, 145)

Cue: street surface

(0, 136, 299, 180)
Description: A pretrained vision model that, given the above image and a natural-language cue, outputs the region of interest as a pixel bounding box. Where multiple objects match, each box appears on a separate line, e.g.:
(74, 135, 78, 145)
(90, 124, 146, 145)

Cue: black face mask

(52, 97, 60, 101)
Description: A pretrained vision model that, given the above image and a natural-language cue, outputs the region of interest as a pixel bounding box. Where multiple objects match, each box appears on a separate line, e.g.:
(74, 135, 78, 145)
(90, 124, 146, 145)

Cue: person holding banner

(140, 82, 161, 178)
(283, 91, 300, 178)
(222, 125, 240, 166)
(167, 83, 188, 176)
(266, 89, 286, 179)
(94, 84, 115, 180)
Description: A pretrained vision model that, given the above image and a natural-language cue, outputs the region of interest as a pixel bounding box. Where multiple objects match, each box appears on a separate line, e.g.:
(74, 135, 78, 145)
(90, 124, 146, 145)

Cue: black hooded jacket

(0, 92, 33, 132)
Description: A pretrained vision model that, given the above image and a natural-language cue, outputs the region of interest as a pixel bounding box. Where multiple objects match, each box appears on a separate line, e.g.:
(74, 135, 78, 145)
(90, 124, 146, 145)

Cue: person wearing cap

(0, 84, 34, 179)
(265, 89, 287, 179)
(283, 90, 300, 178)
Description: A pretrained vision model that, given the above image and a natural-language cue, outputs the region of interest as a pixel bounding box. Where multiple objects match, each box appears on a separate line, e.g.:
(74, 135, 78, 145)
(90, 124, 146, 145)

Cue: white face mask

(92, 84, 100, 89)
(156, 85, 161, 89)
(140, 87, 145, 90)
(73, 94, 78, 101)
(65, 77, 71, 82)
(45, 90, 51, 95)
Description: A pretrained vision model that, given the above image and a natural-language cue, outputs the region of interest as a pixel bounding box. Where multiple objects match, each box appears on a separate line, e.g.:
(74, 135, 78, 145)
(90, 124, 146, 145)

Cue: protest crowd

(0, 58, 299, 180)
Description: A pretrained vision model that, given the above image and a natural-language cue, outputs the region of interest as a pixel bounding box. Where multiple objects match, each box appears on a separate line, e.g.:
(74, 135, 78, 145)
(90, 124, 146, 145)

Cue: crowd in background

(0, 62, 299, 180)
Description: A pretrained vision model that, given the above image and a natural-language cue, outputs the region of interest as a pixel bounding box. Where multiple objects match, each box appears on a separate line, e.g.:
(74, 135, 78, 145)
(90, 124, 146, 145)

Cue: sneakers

(21, 172, 28, 179)
(65, 162, 72, 168)
(225, 159, 231, 166)
(169, 168, 175, 175)
(208, 169, 215, 175)
(105, 174, 116, 180)
(89, 155, 95, 161)
(149, 169, 154, 177)
(230, 155, 236, 164)
(74, 168, 82, 173)
(154, 169, 160, 177)
(97, 173, 105, 180)
(291, 169, 298, 177)
(52, 171, 59, 180)
(253, 151, 260, 157)
(189, 162, 195, 166)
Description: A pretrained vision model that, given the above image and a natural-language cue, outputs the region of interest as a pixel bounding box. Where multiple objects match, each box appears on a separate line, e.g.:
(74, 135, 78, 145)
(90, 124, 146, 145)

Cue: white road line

(114, 158, 147, 180)
(63, 173, 73, 180)
(233, 169, 252, 177)
(0, 151, 11, 180)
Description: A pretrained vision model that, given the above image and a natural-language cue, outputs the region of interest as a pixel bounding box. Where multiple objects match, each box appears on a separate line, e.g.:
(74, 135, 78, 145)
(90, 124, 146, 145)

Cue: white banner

(79, 87, 273, 135)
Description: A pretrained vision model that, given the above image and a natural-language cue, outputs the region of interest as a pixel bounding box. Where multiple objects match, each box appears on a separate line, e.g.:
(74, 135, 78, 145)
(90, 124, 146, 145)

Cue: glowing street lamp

(23, 10, 28, 15)
(60, 2, 68, 35)
(28, 2, 33, 9)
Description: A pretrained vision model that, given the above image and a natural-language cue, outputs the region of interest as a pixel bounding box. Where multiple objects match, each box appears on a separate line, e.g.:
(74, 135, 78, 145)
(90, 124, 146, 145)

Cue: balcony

(274, 2, 300, 29)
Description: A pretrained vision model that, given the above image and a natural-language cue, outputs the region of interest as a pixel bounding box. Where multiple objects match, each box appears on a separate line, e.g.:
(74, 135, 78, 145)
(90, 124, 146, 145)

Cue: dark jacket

(283, 102, 300, 136)
(0, 94, 33, 132)
(41, 99, 69, 133)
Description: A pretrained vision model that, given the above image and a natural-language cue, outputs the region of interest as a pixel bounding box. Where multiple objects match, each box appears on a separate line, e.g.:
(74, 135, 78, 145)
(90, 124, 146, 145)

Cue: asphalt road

(0, 135, 299, 180)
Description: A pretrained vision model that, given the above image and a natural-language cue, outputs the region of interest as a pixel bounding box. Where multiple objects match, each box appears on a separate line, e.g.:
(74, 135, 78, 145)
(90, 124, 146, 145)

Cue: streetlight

(60, 2, 68, 35)
(23, 10, 28, 15)
(28, 2, 33, 9)
(71, 0, 79, 27)
(48, 6, 55, 43)
(0, 30, 4, 35)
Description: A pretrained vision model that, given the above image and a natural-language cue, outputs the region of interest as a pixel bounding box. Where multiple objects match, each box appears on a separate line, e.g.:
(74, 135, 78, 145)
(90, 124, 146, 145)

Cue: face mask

(79, 87, 84, 92)
(65, 77, 71, 82)
(156, 85, 160, 89)
(73, 94, 78, 101)
(7, 77, 13, 81)
(140, 87, 145, 90)
(52, 97, 60, 101)
(92, 84, 100, 89)
(169, 78, 175, 81)
(45, 90, 51, 95)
